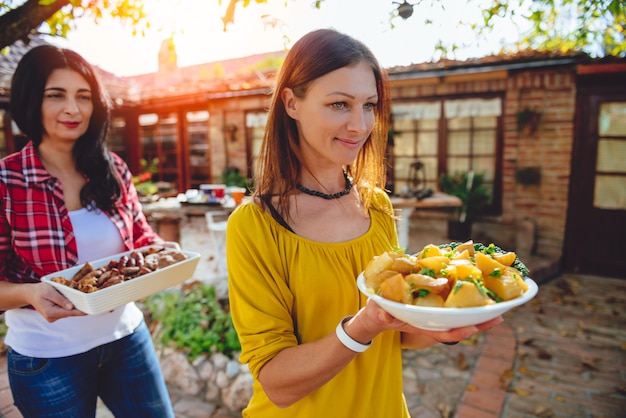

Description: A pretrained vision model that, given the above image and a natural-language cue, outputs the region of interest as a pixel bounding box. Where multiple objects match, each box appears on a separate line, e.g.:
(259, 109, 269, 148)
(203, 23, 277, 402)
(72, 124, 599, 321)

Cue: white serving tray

(41, 246, 200, 315)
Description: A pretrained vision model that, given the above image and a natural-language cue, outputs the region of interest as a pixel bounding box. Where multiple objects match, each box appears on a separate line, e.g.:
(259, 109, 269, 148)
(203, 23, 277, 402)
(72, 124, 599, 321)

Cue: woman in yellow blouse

(226, 28, 502, 418)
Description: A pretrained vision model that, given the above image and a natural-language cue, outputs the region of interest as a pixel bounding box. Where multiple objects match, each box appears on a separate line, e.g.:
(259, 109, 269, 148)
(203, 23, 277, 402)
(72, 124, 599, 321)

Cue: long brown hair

(253, 28, 391, 216)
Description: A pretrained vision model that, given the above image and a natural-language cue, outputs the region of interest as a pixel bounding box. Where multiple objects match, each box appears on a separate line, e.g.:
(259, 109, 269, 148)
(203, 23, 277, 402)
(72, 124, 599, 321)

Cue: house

(1, 37, 625, 276)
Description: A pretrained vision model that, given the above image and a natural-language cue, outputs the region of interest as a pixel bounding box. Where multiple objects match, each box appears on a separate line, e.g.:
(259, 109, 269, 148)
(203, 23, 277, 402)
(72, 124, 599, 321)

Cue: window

(139, 112, 180, 188)
(392, 102, 441, 194)
(186, 110, 210, 189)
(594, 102, 626, 209)
(107, 116, 129, 162)
(391, 97, 502, 212)
(246, 111, 268, 177)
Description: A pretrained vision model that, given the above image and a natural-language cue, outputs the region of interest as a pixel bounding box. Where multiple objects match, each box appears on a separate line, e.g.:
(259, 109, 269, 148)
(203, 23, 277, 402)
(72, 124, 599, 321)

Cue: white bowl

(42, 246, 200, 315)
(356, 272, 538, 331)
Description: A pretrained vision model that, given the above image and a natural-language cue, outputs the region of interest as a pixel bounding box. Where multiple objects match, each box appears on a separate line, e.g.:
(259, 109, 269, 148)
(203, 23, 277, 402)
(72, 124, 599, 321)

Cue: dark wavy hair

(10, 44, 120, 212)
(253, 28, 391, 216)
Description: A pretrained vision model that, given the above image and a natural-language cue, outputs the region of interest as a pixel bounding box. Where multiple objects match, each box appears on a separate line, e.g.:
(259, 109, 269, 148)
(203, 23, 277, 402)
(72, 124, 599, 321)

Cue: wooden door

(564, 74, 626, 277)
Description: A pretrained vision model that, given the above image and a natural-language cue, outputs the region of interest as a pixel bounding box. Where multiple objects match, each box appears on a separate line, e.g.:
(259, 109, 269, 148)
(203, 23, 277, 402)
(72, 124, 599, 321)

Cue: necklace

(296, 171, 353, 200)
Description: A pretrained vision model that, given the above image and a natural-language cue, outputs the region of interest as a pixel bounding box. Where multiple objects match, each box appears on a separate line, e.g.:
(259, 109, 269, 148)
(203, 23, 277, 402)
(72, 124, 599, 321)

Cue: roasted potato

(362, 241, 528, 308)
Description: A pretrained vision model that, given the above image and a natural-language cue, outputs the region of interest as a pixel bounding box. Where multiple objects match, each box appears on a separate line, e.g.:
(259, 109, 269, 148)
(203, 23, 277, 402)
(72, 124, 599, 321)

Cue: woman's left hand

(399, 315, 503, 348)
(358, 298, 503, 348)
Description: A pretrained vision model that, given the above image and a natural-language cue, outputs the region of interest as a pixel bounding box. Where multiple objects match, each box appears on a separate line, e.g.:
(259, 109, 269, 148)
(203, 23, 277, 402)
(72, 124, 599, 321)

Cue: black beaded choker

(296, 171, 353, 200)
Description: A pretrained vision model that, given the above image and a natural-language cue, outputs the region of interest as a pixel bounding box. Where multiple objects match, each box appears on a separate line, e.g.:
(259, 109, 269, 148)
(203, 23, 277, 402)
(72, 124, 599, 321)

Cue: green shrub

(144, 282, 240, 359)
(439, 171, 491, 222)
(0, 314, 6, 353)
(220, 166, 249, 189)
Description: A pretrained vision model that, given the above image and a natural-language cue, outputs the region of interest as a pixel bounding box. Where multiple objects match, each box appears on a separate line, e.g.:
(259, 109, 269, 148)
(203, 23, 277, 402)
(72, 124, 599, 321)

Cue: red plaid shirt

(0, 141, 162, 284)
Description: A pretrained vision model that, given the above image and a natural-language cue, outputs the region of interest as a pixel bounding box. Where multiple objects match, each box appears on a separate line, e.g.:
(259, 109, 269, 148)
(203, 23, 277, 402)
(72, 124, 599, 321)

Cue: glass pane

(420, 156, 438, 183)
(596, 139, 626, 173)
(139, 113, 158, 126)
(246, 111, 267, 128)
(394, 157, 412, 182)
(448, 132, 470, 155)
(594, 175, 626, 209)
(393, 118, 414, 132)
(447, 157, 470, 174)
(141, 126, 157, 151)
(394, 134, 415, 156)
(474, 116, 497, 129)
(599, 102, 626, 137)
(162, 172, 178, 185)
(472, 157, 496, 181)
(186, 110, 209, 122)
(252, 127, 264, 156)
(111, 117, 125, 128)
(417, 131, 438, 155)
(189, 132, 208, 147)
(395, 179, 409, 193)
(163, 153, 178, 169)
(448, 117, 470, 130)
(161, 114, 177, 125)
(417, 119, 438, 130)
(473, 131, 496, 154)
(189, 151, 207, 167)
(161, 123, 177, 151)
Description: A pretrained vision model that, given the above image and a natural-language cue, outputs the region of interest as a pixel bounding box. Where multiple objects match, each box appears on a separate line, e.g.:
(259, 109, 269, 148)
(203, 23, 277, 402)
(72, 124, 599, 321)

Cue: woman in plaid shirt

(0, 45, 175, 417)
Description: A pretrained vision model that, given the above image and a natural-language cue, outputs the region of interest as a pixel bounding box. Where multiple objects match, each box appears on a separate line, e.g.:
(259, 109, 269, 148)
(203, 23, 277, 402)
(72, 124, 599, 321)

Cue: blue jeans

(7, 321, 175, 418)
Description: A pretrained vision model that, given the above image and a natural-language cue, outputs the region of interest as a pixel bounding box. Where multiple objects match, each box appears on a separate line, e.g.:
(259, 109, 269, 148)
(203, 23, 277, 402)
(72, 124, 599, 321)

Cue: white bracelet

(335, 316, 372, 353)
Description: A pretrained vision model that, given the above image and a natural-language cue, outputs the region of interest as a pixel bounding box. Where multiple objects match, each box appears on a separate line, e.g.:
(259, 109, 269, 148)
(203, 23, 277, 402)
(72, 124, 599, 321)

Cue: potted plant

(220, 166, 250, 189)
(516, 107, 541, 135)
(438, 171, 491, 241)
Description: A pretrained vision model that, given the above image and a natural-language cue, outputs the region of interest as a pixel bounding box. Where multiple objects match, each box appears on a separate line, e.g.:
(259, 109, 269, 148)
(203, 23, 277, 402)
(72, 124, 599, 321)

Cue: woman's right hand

(27, 282, 87, 322)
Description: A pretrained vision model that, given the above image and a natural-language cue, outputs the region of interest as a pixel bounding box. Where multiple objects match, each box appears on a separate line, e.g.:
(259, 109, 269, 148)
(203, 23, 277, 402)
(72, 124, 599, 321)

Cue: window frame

(390, 93, 504, 216)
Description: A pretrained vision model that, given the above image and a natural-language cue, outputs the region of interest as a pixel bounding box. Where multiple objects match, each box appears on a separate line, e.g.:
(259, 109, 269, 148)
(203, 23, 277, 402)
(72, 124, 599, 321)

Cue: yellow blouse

(226, 190, 410, 418)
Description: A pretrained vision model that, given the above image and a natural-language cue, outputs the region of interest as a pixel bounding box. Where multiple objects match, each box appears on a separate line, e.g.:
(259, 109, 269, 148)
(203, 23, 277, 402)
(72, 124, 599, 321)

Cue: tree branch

(0, 0, 70, 50)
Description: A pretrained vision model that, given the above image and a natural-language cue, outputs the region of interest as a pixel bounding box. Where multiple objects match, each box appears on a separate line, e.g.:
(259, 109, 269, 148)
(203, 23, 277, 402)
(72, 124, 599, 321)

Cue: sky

(52, 0, 529, 77)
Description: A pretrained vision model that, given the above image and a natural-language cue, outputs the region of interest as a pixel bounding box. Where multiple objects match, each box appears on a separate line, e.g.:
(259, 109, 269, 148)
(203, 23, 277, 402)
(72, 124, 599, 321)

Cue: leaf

(536, 348, 552, 360)
(457, 352, 469, 370)
(437, 403, 452, 418)
(500, 369, 514, 389)
(533, 405, 555, 417)
(518, 365, 537, 376)
(581, 357, 599, 370)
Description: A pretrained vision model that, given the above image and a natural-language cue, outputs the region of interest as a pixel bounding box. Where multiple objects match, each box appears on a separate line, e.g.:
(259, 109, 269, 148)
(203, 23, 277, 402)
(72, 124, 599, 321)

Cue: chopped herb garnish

(489, 268, 502, 277)
(418, 267, 436, 278)
(452, 281, 463, 294)
(485, 288, 503, 303)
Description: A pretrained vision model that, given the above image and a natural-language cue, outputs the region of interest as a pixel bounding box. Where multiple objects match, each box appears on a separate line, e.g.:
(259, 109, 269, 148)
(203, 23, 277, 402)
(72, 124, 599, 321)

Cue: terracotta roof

(386, 49, 593, 77)
(0, 35, 129, 98)
(107, 51, 285, 104)
(2, 37, 623, 104)
(0, 35, 284, 103)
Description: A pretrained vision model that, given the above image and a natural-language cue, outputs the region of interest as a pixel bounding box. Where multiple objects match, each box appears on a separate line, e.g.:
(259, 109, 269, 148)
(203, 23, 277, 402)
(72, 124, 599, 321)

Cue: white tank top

(5, 207, 144, 358)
